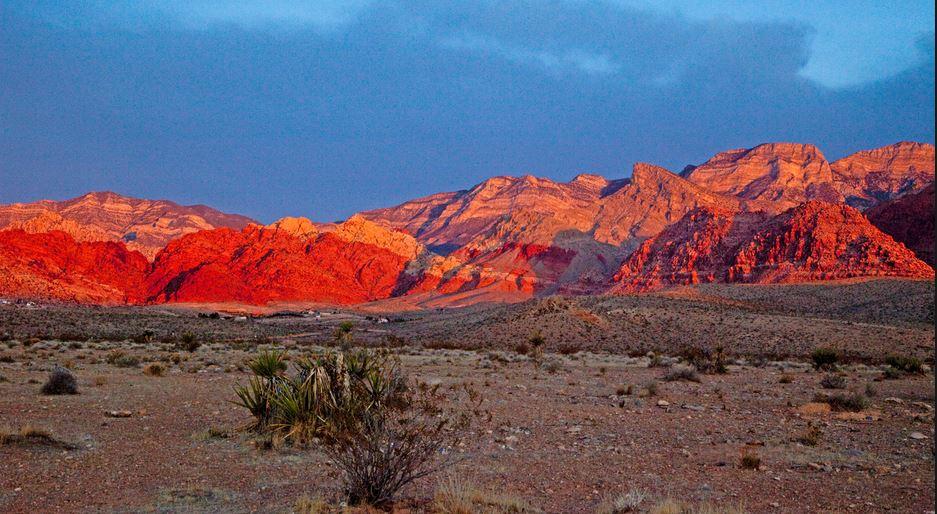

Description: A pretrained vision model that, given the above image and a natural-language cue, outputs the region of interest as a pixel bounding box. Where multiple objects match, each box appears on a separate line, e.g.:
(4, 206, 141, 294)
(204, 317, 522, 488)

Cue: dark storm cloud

(0, 1, 933, 221)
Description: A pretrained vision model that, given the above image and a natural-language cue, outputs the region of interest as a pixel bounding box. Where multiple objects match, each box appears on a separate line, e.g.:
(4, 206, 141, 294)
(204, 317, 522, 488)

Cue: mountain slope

(866, 183, 935, 265)
(0, 230, 148, 303)
(680, 143, 842, 208)
(0, 192, 256, 259)
(612, 202, 934, 292)
(830, 142, 935, 209)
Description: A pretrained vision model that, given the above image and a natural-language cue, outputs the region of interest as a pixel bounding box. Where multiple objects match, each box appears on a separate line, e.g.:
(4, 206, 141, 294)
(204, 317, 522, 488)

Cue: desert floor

(1, 280, 934, 513)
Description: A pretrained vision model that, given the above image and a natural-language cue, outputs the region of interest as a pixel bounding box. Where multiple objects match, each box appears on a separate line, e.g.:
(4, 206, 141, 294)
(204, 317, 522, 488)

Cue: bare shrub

(41, 366, 78, 395)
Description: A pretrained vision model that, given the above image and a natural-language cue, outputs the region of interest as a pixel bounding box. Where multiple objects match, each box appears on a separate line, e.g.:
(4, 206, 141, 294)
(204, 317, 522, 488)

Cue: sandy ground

(1, 339, 934, 513)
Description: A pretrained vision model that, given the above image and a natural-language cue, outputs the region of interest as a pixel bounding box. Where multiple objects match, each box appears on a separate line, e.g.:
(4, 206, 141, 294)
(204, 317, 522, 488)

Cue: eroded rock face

(866, 183, 935, 265)
(144, 217, 429, 304)
(612, 202, 934, 292)
(680, 143, 842, 208)
(831, 142, 935, 209)
(0, 192, 255, 259)
(1, 141, 932, 305)
(0, 230, 148, 303)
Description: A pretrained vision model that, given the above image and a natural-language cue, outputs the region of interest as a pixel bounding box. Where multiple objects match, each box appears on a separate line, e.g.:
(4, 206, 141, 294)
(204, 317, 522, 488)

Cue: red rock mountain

(681, 142, 935, 211)
(866, 183, 935, 266)
(680, 143, 843, 209)
(612, 202, 934, 292)
(0, 230, 148, 303)
(0, 192, 256, 259)
(831, 142, 935, 209)
(143, 215, 454, 305)
(0, 141, 932, 305)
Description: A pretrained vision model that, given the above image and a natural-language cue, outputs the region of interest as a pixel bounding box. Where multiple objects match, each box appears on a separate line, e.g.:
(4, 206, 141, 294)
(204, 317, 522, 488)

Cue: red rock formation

(866, 183, 935, 266)
(0, 191, 255, 259)
(831, 142, 935, 209)
(612, 202, 934, 292)
(681, 143, 842, 208)
(143, 216, 437, 305)
(0, 230, 147, 303)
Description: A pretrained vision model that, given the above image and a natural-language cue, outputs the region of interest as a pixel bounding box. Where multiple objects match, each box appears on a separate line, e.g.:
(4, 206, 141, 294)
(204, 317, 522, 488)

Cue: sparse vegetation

(811, 347, 839, 371)
(106, 350, 141, 368)
(815, 392, 869, 412)
(679, 346, 728, 374)
(434, 476, 538, 513)
(41, 366, 78, 395)
(884, 354, 923, 374)
(234, 348, 481, 506)
(662, 365, 701, 383)
(143, 362, 166, 377)
(178, 332, 201, 353)
(0, 424, 76, 449)
(595, 489, 646, 513)
(796, 424, 822, 446)
(739, 452, 761, 470)
(819, 374, 846, 389)
(778, 374, 794, 384)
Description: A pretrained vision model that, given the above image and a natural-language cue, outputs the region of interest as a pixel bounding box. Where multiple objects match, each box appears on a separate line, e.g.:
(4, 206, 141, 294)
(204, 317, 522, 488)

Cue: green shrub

(679, 346, 728, 374)
(884, 354, 923, 374)
(815, 392, 869, 412)
(234, 348, 479, 506)
(178, 332, 201, 353)
(106, 350, 140, 368)
(819, 374, 846, 389)
(811, 348, 839, 371)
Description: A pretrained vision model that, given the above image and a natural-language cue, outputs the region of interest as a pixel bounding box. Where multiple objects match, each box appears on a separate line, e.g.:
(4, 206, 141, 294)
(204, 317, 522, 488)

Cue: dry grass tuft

(434, 476, 539, 513)
(0, 424, 76, 449)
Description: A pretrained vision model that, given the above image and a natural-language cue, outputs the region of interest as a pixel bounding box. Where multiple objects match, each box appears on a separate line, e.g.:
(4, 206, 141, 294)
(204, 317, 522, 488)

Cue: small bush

(739, 452, 761, 470)
(811, 348, 839, 371)
(132, 330, 154, 345)
(41, 366, 78, 395)
(884, 354, 923, 374)
(557, 343, 580, 355)
(106, 350, 140, 368)
(528, 331, 545, 349)
(663, 365, 701, 383)
(433, 476, 538, 514)
(778, 374, 794, 384)
(796, 425, 822, 446)
(641, 381, 658, 397)
(815, 392, 869, 412)
(596, 489, 646, 513)
(178, 332, 201, 353)
(819, 374, 846, 389)
(143, 363, 166, 377)
(234, 348, 481, 507)
(514, 341, 530, 355)
(882, 367, 902, 380)
(616, 384, 633, 396)
(293, 495, 328, 514)
(679, 346, 728, 374)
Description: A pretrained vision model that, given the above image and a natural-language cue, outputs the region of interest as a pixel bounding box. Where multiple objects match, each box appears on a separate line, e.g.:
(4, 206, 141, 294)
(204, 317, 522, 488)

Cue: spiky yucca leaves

(248, 350, 288, 378)
(234, 348, 410, 445)
(233, 348, 484, 506)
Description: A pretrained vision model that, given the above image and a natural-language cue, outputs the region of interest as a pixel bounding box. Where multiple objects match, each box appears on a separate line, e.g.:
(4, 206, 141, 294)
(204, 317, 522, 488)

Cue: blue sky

(1, 1, 934, 222)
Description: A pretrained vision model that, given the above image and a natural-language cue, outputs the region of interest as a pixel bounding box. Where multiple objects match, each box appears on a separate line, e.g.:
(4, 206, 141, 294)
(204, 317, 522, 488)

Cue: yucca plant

(233, 347, 481, 506)
(248, 349, 288, 378)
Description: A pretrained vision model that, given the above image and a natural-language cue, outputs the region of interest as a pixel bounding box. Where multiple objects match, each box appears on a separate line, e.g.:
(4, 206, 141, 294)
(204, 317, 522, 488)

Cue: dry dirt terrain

(1, 280, 934, 513)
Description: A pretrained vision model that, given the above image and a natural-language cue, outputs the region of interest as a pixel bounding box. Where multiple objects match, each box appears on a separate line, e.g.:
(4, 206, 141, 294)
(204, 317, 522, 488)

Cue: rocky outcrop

(831, 142, 935, 209)
(143, 216, 432, 304)
(866, 183, 935, 265)
(680, 143, 842, 209)
(0, 230, 148, 303)
(612, 202, 934, 292)
(0, 191, 255, 259)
